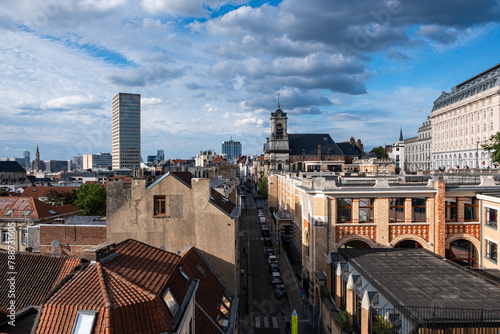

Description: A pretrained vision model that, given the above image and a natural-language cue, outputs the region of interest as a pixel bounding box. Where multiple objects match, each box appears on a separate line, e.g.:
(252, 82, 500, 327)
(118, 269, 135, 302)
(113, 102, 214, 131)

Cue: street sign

(291, 309, 298, 334)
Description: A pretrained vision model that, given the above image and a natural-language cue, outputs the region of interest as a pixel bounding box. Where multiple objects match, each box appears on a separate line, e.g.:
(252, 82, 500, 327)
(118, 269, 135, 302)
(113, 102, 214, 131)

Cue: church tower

(33, 144, 41, 172)
(264, 103, 290, 174)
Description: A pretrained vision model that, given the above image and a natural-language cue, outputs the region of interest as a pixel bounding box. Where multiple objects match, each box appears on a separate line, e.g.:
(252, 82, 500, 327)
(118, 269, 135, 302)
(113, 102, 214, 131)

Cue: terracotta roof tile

(19, 186, 78, 199)
(0, 197, 80, 219)
(0, 251, 81, 313)
(210, 189, 238, 217)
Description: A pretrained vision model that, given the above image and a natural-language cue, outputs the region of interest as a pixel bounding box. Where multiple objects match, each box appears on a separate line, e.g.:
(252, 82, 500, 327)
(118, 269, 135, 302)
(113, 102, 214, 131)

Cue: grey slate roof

(0, 161, 26, 172)
(289, 134, 344, 156)
(336, 142, 364, 157)
(339, 248, 500, 312)
(62, 215, 105, 225)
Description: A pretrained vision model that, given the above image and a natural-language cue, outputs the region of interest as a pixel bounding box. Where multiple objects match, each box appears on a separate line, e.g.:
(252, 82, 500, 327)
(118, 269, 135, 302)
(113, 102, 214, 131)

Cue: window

(486, 239, 498, 262)
(71, 310, 98, 334)
(2, 230, 9, 244)
(154, 196, 167, 216)
(5, 209, 13, 216)
(389, 198, 405, 222)
(464, 198, 478, 221)
(412, 198, 426, 222)
(359, 198, 374, 222)
(337, 199, 352, 223)
(21, 230, 27, 246)
(445, 198, 457, 221)
(163, 288, 179, 317)
(486, 208, 498, 229)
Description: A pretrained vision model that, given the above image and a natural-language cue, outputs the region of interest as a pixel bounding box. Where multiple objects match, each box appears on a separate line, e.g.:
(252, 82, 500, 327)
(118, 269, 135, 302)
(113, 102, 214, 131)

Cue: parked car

(274, 284, 286, 298)
(261, 226, 270, 237)
(268, 255, 278, 264)
(259, 216, 266, 223)
(264, 237, 272, 246)
(271, 271, 282, 284)
(269, 263, 279, 273)
(265, 248, 274, 258)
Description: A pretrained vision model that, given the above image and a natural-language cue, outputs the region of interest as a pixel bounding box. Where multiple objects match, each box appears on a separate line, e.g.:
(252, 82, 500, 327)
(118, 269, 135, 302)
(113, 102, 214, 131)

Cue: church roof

(0, 161, 26, 172)
(288, 134, 344, 156)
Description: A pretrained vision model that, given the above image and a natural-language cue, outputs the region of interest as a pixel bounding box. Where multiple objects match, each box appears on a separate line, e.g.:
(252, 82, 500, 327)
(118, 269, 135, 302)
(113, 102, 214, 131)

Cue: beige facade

(477, 193, 500, 269)
(430, 64, 500, 169)
(268, 172, 499, 306)
(106, 172, 240, 292)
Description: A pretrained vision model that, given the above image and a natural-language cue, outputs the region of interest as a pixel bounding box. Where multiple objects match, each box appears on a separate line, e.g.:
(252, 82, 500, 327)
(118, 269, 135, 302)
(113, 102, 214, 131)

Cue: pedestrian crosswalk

(254, 316, 279, 328)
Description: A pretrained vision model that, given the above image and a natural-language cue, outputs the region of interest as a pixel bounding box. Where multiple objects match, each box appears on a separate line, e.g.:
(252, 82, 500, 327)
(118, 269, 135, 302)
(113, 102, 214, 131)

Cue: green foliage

(257, 174, 268, 200)
(46, 189, 77, 206)
(369, 146, 388, 158)
(73, 183, 106, 216)
(0, 190, 9, 197)
(482, 132, 500, 164)
(337, 310, 354, 334)
(372, 315, 394, 334)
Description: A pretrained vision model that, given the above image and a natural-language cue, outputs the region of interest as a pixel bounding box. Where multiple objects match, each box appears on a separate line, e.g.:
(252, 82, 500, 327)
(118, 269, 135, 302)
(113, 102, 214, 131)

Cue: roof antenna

(278, 93, 280, 109)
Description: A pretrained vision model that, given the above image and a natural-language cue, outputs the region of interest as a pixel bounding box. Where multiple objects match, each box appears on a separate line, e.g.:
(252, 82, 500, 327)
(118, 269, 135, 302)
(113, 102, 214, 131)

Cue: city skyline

(1, 1, 500, 160)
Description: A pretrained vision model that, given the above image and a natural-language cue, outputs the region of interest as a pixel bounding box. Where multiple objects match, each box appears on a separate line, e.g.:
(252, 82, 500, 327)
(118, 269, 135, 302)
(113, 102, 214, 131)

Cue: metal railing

(370, 306, 500, 334)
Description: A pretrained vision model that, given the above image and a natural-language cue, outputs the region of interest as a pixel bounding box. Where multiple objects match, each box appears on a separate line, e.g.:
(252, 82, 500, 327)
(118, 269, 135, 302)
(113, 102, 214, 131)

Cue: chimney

(83, 242, 116, 262)
(356, 139, 364, 150)
(318, 145, 322, 160)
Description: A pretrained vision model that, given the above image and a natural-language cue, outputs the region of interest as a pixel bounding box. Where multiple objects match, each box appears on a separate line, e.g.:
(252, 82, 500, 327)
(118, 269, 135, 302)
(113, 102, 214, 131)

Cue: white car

(271, 271, 282, 284)
(268, 255, 278, 264)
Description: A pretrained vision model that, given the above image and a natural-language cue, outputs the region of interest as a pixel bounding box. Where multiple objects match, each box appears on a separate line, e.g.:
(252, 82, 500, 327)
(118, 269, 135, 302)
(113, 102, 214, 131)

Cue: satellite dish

(159, 246, 166, 251)
(52, 240, 59, 247)
(52, 249, 60, 255)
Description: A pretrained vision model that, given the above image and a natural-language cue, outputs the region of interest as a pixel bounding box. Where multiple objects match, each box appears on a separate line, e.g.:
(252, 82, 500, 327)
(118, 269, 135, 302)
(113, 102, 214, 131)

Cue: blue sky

(1, 0, 500, 161)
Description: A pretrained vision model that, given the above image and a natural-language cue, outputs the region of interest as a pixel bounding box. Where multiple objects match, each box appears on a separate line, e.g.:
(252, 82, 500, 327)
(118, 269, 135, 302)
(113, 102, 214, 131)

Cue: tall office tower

(221, 139, 242, 160)
(112, 93, 141, 170)
(23, 151, 30, 170)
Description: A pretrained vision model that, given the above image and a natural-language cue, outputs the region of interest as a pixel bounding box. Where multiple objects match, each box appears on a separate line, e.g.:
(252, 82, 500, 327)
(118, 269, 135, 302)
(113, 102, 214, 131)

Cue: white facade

(112, 93, 141, 170)
(430, 64, 500, 169)
(195, 150, 218, 167)
(405, 120, 432, 172)
(83, 153, 112, 170)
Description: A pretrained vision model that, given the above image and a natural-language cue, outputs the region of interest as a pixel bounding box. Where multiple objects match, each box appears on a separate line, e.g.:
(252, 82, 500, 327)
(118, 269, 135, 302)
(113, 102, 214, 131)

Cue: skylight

(23, 210, 31, 216)
(5, 209, 13, 216)
(162, 288, 179, 317)
(71, 310, 98, 334)
(48, 210, 57, 215)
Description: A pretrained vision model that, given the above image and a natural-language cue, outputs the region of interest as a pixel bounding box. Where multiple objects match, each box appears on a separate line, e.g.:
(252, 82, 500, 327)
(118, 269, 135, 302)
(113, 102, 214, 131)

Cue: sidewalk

(272, 224, 318, 334)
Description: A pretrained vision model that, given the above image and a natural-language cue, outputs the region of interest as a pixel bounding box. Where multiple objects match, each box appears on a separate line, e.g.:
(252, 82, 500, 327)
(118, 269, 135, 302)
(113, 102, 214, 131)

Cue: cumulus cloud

(103, 64, 187, 86)
(142, 97, 162, 105)
(14, 95, 101, 111)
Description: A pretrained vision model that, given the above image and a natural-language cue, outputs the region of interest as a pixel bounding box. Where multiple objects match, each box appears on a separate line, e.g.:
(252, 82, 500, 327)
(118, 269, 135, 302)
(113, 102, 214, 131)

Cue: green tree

(73, 183, 106, 216)
(482, 132, 500, 164)
(46, 189, 77, 206)
(369, 146, 389, 158)
(257, 175, 268, 200)
(0, 190, 9, 197)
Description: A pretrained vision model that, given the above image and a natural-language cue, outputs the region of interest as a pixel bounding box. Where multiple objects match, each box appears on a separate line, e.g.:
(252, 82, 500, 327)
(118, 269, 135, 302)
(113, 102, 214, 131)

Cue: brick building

(35, 216, 106, 256)
(268, 171, 499, 309)
(0, 197, 81, 252)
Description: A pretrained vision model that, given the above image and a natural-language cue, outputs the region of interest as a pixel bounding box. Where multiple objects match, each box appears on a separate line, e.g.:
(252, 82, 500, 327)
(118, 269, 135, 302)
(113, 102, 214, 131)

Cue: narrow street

(239, 191, 316, 334)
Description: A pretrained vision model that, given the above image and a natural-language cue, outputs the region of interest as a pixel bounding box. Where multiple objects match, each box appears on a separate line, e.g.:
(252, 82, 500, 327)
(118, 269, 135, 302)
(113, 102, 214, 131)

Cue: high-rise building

(23, 151, 30, 170)
(112, 93, 141, 170)
(83, 153, 112, 170)
(221, 139, 242, 161)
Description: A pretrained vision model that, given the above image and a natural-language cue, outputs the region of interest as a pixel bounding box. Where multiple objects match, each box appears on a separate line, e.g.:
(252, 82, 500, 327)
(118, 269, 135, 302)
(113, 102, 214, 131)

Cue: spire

(399, 126, 403, 142)
(277, 93, 280, 109)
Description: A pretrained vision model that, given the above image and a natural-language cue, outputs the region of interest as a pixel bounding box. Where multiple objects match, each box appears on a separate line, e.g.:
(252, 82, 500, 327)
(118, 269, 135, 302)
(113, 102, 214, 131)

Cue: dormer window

(71, 310, 98, 334)
(162, 288, 179, 317)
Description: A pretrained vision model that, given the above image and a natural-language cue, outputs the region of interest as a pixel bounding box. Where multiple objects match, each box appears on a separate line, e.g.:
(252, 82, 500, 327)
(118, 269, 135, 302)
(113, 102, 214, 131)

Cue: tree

(482, 132, 500, 164)
(369, 146, 389, 158)
(257, 174, 268, 200)
(46, 189, 77, 206)
(73, 183, 106, 216)
(0, 190, 9, 197)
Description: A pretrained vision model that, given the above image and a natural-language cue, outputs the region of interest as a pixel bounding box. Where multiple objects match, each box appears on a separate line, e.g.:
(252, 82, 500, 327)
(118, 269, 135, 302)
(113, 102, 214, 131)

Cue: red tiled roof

(0, 197, 80, 219)
(257, 155, 265, 161)
(171, 159, 187, 164)
(19, 186, 78, 198)
(34, 240, 195, 334)
(0, 251, 82, 313)
(171, 171, 193, 188)
(210, 189, 237, 217)
(212, 156, 226, 163)
(180, 247, 234, 334)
